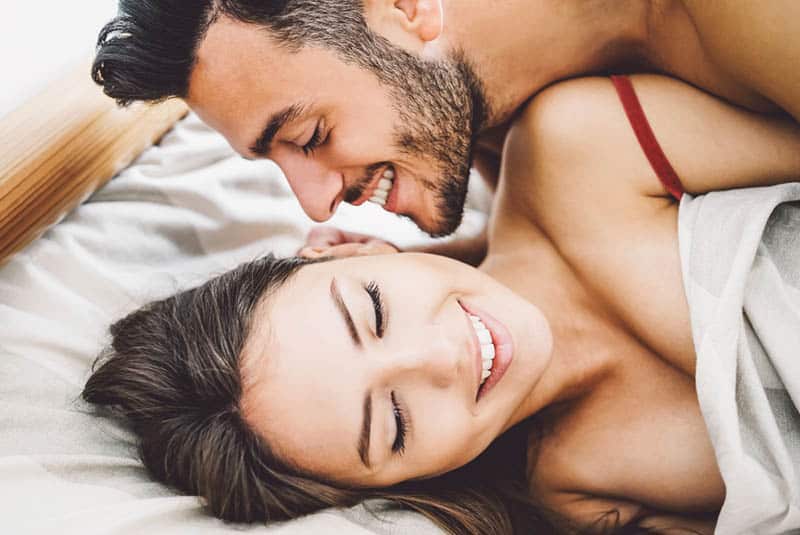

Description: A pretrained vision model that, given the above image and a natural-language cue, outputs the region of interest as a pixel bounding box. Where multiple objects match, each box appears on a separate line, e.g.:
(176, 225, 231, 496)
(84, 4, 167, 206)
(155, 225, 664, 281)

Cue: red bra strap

(610, 75, 684, 200)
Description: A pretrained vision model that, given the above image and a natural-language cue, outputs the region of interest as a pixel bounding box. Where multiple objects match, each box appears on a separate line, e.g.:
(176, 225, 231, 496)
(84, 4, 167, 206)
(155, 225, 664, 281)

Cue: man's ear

(364, 0, 443, 51)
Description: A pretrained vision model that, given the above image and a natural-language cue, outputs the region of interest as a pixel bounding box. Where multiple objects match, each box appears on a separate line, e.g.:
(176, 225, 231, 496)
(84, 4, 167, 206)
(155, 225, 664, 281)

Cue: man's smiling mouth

(351, 165, 400, 214)
(350, 165, 394, 207)
(367, 167, 395, 207)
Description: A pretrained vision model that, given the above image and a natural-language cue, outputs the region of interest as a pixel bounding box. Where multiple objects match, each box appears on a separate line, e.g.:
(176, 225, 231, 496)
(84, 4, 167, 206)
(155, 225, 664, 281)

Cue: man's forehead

(195, 16, 283, 66)
(189, 16, 346, 98)
(188, 18, 285, 113)
(186, 17, 348, 153)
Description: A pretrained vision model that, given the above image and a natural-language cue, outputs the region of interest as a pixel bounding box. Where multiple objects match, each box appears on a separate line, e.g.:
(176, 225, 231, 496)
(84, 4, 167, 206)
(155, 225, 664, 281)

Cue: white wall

(0, 1, 118, 118)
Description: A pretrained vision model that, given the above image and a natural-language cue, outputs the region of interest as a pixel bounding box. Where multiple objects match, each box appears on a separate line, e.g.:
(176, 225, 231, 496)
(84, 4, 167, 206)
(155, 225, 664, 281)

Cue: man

(93, 0, 800, 262)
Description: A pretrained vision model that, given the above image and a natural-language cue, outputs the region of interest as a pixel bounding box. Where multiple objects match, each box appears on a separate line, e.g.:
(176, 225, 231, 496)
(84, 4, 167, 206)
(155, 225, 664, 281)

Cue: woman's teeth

(368, 168, 395, 207)
(470, 314, 496, 385)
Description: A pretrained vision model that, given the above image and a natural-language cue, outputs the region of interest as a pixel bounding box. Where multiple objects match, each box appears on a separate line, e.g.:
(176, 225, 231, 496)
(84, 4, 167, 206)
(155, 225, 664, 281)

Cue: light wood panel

(0, 61, 188, 265)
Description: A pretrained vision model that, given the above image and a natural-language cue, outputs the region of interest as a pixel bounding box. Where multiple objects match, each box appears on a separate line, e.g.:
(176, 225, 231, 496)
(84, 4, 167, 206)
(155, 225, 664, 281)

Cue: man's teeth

(369, 168, 395, 207)
(470, 314, 496, 386)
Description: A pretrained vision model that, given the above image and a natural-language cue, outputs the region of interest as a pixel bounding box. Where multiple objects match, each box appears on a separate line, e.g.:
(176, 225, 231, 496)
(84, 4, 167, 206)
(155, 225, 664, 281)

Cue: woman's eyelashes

(364, 281, 386, 338)
(391, 391, 408, 455)
(362, 280, 403, 456)
(363, 282, 404, 455)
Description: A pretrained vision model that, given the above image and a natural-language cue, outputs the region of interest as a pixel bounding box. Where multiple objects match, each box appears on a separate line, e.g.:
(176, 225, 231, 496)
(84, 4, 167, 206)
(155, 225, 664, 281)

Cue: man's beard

(390, 55, 486, 237)
(353, 37, 489, 237)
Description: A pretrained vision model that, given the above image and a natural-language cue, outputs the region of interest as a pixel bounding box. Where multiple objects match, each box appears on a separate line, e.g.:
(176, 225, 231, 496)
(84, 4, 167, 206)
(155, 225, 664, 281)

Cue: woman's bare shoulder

(497, 76, 670, 228)
(494, 75, 682, 273)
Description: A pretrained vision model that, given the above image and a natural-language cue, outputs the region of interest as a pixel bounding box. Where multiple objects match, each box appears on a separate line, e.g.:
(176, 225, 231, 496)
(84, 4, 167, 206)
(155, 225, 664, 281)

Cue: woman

(82, 75, 800, 534)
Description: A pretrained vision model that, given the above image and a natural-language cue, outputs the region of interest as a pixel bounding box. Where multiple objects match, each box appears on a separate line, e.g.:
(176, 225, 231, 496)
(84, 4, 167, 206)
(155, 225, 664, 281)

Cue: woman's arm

(507, 75, 800, 203)
(625, 74, 800, 196)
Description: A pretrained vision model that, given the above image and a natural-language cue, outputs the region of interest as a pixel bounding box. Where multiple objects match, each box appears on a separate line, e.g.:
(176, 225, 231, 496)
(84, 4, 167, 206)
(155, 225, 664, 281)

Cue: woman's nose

(274, 154, 343, 222)
(379, 336, 460, 389)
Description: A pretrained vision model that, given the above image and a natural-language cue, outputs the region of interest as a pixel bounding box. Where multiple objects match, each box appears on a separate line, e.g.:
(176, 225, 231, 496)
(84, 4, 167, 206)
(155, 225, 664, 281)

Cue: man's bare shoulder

(684, 0, 800, 122)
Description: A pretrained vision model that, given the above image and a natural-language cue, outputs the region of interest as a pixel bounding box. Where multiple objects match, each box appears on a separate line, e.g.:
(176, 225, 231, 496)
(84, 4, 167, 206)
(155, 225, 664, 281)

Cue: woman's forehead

(240, 319, 369, 481)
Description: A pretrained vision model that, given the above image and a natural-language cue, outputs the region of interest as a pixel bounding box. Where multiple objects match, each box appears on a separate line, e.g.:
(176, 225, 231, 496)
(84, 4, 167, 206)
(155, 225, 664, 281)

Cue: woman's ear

(364, 0, 443, 52)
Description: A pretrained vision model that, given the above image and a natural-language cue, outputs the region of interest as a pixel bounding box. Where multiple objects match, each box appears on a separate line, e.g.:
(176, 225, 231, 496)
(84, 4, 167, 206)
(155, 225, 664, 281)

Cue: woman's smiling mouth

(458, 299, 514, 402)
(469, 314, 496, 385)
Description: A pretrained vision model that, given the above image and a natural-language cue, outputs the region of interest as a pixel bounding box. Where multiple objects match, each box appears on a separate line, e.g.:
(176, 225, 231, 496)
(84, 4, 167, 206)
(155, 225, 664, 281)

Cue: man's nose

(275, 154, 344, 222)
(377, 337, 460, 390)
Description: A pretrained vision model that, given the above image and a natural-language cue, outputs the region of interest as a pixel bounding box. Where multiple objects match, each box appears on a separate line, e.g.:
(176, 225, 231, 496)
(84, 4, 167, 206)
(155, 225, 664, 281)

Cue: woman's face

(240, 253, 553, 487)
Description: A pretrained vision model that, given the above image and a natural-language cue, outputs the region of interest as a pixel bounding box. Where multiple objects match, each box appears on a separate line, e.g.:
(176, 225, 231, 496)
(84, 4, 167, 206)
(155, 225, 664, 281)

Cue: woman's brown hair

(82, 254, 646, 534)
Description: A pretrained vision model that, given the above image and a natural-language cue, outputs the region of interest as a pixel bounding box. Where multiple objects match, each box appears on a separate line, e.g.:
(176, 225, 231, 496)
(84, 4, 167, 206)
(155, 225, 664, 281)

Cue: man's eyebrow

(248, 103, 306, 157)
(358, 392, 372, 468)
(330, 277, 362, 348)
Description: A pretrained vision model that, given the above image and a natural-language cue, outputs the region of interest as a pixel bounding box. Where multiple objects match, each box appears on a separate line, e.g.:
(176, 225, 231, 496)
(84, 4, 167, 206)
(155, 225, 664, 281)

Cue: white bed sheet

(0, 113, 489, 534)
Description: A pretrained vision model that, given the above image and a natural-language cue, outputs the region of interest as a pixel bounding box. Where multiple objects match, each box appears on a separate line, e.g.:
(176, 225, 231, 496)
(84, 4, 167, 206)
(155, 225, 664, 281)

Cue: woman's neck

(482, 225, 621, 432)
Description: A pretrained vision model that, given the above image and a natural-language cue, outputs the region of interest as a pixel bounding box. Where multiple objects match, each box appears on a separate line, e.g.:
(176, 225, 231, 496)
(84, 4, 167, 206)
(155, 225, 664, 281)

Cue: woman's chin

(499, 304, 554, 421)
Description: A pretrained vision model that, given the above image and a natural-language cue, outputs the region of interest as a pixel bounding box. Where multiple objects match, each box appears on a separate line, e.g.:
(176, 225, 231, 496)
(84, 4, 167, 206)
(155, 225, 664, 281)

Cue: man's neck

(433, 0, 674, 126)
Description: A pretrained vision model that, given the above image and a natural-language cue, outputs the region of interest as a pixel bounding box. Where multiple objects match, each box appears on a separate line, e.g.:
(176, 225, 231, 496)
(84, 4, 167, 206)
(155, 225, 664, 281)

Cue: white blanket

(0, 113, 490, 534)
(679, 184, 800, 535)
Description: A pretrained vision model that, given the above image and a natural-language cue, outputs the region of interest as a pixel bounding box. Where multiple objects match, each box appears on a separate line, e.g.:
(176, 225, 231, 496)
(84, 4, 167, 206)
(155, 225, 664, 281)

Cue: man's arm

(406, 226, 487, 266)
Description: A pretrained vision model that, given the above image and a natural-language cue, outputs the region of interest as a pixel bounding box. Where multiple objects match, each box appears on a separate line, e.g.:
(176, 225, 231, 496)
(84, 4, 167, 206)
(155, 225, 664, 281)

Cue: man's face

(187, 16, 483, 237)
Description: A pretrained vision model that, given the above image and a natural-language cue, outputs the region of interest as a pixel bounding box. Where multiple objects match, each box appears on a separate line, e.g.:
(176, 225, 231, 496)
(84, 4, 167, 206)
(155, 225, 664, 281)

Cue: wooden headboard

(0, 62, 188, 265)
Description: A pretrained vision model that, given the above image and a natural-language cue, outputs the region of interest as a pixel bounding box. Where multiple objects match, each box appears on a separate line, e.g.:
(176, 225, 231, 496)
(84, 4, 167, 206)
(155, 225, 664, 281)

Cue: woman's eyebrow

(330, 277, 362, 348)
(357, 392, 372, 468)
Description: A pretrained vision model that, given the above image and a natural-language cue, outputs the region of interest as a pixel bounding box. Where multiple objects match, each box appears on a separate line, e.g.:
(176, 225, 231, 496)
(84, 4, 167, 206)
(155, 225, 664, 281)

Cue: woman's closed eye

(364, 281, 386, 338)
(361, 281, 406, 455)
(391, 391, 409, 455)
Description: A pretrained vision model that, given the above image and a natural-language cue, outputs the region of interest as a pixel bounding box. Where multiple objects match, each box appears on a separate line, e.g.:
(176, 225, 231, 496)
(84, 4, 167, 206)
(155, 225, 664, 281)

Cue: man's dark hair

(93, 0, 391, 106)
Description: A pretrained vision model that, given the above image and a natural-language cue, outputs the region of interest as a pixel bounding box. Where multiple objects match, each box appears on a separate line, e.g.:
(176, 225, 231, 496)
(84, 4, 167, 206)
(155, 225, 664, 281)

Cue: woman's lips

(457, 299, 484, 397)
(458, 299, 514, 402)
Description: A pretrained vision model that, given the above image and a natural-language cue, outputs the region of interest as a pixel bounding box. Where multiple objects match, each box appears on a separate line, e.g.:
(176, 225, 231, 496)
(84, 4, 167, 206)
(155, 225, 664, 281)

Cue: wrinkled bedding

(679, 184, 800, 535)
(0, 113, 489, 534)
